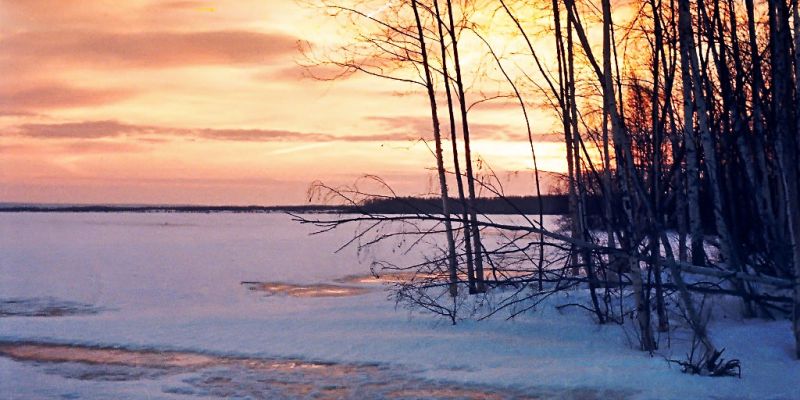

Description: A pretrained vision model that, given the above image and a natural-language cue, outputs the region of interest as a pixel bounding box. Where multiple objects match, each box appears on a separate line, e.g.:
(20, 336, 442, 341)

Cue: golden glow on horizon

(0, 0, 587, 205)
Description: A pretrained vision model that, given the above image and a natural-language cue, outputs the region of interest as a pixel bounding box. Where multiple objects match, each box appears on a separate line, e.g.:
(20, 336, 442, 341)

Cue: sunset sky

(0, 0, 567, 205)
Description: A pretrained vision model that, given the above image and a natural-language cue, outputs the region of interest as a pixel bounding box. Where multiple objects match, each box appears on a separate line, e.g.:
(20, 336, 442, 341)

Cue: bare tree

(301, 0, 800, 362)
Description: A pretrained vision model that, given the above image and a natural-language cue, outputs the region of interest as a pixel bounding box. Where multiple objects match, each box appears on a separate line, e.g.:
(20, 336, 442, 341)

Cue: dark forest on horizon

(0, 195, 585, 215)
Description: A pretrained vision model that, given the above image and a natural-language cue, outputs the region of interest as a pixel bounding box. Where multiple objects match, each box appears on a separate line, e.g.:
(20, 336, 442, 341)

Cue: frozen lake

(0, 213, 797, 399)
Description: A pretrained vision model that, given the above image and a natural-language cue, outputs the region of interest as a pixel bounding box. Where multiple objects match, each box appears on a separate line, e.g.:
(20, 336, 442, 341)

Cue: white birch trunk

(411, 0, 459, 298)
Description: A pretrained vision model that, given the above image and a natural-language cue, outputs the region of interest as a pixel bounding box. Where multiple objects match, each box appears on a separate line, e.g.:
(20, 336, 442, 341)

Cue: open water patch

(241, 282, 373, 297)
(0, 297, 104, 317)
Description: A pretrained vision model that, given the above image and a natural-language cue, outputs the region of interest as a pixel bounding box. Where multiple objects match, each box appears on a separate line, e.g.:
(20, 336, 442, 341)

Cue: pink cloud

(0, 83, 135, 111)
(14, 121, 151, 139)
(1, 30, 299, 69)
(10, 120, 425, 143)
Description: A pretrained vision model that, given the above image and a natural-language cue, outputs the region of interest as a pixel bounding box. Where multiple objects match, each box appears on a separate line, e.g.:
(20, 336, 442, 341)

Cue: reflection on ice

(1, 342, 617, 399)
(334, 272, 436, 285)
(242, 281, 373, 297)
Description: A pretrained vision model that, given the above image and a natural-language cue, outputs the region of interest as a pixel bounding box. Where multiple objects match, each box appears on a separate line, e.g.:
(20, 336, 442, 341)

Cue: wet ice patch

(334, 272, 436, 285)
(0, 297, 104, 317)
(0, 343, 214, 384)
(241, 282, 372, 297)
(162, 357, 539, 400)
(0, 343, 216, 368)
(0, 342, 565, 399)
(39, 362, 172, 382)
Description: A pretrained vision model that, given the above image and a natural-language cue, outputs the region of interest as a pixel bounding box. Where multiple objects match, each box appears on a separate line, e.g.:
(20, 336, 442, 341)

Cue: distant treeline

(0, 196, 588, 215)
(355, 195, 595, 215)
(356, 195, 721, 229)
(0, 204, 348, 214)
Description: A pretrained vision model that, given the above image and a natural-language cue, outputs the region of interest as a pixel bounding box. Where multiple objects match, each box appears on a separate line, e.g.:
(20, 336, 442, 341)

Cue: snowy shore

(1, 213, 797, 399)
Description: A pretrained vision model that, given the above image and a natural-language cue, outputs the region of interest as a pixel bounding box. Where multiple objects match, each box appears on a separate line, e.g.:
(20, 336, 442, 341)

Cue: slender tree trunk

(600, 5, 617, 268)
(650, 0, 669, 333)
(745, 0, 776, 222)
(582, 0, 656, 348)
(608, 0, 654, 350)
(675, 3, 706, 268)
(775, 92, 800, 358)
(768, 0, 800, 358)
(701, 0, 762, 316)
(794, 0, 800, 139)
(564, 21, 581, 278)
(549, 1, 580, 279)
(411, 0, 459, 298)
(770, 0, 799, 323)
(725, 0, 778, 259)
(561, 0, 654, 349)
(671, 113, 689, 263)
(683, 0, 755, 317)
(446, 0, 485, 293)
(791, 0, 800, 359)
(600, 68, 617, 280)
(566, 19, 604, 322)
(434, 0, 476, 294)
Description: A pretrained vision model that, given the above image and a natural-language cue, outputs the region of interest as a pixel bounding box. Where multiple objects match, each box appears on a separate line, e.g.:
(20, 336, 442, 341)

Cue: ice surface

(0, 213, 798, 399)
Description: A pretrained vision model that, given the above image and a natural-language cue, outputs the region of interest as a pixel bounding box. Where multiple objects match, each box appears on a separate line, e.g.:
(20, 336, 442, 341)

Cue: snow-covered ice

(0, 212, 797, 399)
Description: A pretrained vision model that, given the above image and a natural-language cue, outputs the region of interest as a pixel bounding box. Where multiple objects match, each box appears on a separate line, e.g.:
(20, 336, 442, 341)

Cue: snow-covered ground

(0, 213, 797, 399)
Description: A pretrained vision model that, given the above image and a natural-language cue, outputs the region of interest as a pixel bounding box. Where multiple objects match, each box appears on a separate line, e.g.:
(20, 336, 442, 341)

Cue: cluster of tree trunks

(499, 0, 800, 361)
(307, 0, 800, 361)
